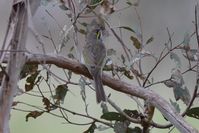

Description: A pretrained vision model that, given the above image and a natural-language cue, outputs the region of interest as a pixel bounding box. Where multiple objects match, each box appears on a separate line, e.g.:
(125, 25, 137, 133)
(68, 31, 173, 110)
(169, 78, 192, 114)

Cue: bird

(82, 19, 107, 103)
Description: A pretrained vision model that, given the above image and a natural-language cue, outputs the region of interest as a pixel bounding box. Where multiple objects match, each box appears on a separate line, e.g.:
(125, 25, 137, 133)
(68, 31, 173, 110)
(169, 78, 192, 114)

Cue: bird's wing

(83, 41, 106, 69)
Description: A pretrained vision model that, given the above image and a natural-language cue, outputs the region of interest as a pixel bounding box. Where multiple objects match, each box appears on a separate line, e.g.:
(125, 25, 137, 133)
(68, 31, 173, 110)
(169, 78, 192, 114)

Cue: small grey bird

(82, 19, 106, 103)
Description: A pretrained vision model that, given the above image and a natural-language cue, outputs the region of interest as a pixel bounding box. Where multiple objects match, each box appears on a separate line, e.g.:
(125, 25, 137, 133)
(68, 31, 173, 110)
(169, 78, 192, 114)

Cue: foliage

(1, 0, 199, 133)
(186, 107, 199, 120)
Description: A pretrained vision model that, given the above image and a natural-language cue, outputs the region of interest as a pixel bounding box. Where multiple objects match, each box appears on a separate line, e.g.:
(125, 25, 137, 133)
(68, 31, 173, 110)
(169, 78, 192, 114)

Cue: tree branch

(0, 1, 40, 133)
(26, 53, 198, 133)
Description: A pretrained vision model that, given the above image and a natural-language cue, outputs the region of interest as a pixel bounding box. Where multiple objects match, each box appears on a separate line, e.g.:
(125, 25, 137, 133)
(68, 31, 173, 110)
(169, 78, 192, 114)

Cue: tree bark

(0, 1, 40, 133)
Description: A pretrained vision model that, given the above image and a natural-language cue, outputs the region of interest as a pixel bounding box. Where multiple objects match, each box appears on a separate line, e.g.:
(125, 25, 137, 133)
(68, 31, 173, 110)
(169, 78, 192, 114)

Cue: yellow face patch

(96, 29, 101, 40)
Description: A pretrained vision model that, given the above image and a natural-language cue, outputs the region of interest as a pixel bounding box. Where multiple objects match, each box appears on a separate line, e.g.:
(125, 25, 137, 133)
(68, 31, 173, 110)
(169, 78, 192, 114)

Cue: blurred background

(1, 0, 199, 132)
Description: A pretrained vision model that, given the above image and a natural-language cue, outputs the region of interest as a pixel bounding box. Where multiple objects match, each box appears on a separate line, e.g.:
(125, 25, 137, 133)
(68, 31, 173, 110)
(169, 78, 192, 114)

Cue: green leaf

(186, 107, 199, 120)
(146, 36, 154, 44)
(130, 36, 141, 49)
(83, 122, 97, 133)
(68, 70, 72, 80)
(129, 53, 146, 67)
(59, 4, 69, 10)
(90, 0, 102, 6)
(171, 69, 184, 86)
(69, 46, 74, 52)
(168, 69, 191, 105)
(183, 32, 190, 47)
(79, 77, 86, 101)
(53, 84, 68, 104)
(119, 26, 135, 33)
(173, 86, 191, 105)
(26, 111, 44, 122)
(41, 0, 52, 6)
(169, 99, 180, 113)
(164, 80, 176, 88)
(107, 49, 117, 56)
(101, 102, 109, 114)
(68, 53, 75, 59)
(126, 127, 142, 133)
(183, 49, 198, 61)
(114, 121, 129, 133)
(123, 109, 139, 119)
(126, 1, 132, 6)
(101, 112, 126, 121)
(79, 29, 86, 34)
(79, 22, 88, 27)
(170, 52, 181, 68)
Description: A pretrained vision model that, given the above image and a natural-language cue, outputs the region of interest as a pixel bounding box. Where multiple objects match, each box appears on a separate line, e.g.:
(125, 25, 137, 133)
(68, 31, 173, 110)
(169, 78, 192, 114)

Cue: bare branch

(26, 53, 198, 133)
(0, 1, 40, 133)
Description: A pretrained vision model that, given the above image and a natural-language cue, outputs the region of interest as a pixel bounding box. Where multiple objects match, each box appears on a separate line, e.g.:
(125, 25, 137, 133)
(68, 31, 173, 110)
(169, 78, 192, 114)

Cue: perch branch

(26, 53, 198, 133)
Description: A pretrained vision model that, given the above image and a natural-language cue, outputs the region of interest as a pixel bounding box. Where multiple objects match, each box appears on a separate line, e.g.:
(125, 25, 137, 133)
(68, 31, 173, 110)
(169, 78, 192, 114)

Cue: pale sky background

(1, 0, 199, 133)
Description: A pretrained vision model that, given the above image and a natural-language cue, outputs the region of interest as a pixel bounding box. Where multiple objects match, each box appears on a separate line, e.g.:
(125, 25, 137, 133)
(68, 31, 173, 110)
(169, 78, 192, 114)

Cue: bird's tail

(93, 72, 106, 103)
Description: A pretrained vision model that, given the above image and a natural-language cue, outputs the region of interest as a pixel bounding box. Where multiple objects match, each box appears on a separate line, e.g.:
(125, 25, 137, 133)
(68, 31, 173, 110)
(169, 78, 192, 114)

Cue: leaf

(183, 32, 190, 47)
(126, 127, 142, 133)
(107, 49, 116, 56)
(68, 53, 75, 59)
(26, 111, 44, 121)
(79, 77, 86, 101)
(124, 70, 134, 79)
(12, 101, 19, 107)
(186, 107, 199, 120)
(171, 69, 184, 86)
(83, 122, 97, 133)
(100, 0, 115, 15)
(20, 64, 38, 79)
(41, 0, 52, 6)
(53, 84, 68, 104)
(42, 97, 51, 111)
(169, 99, 180, 113)
(68, 70, 72, 80)
(101, 112, 126, 121)
(170, 69, 191, 105)
(79, 22, 88, 27)
(26, 72, 38, 83)
(79, 29, 86, 34)
(114, 121, 129, 133)
(129, 52, 147, 67)
(123, 109, 139, 119)
(90, 0, 102, 6)
(164, 80, 176, 88)
(170, 52, 181, 68)
(97, 125, 110, 131)
(173, 86, 191, 105)
(101, 102, 109, 114)
(146, 36, 154, 44)
(69, 46, 74, 52)
(183, 49, 198, 61)
(25, 71, 40, 92)
(130, 36, 141, 49)
(59, 4, 69, 10)
(119, 26, 135, 33)
(25, 84, 34, 92)
(121, 54, 126, 64)
(126, 1, 132, 6)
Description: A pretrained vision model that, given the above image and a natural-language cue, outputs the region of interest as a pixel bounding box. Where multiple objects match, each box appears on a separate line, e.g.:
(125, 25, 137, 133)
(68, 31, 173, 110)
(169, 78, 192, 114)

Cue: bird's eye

(96, 29, 101, 39)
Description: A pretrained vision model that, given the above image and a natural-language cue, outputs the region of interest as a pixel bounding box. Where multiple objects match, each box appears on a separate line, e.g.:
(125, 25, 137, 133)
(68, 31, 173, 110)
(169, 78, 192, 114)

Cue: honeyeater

(82, 19, 107, 103)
